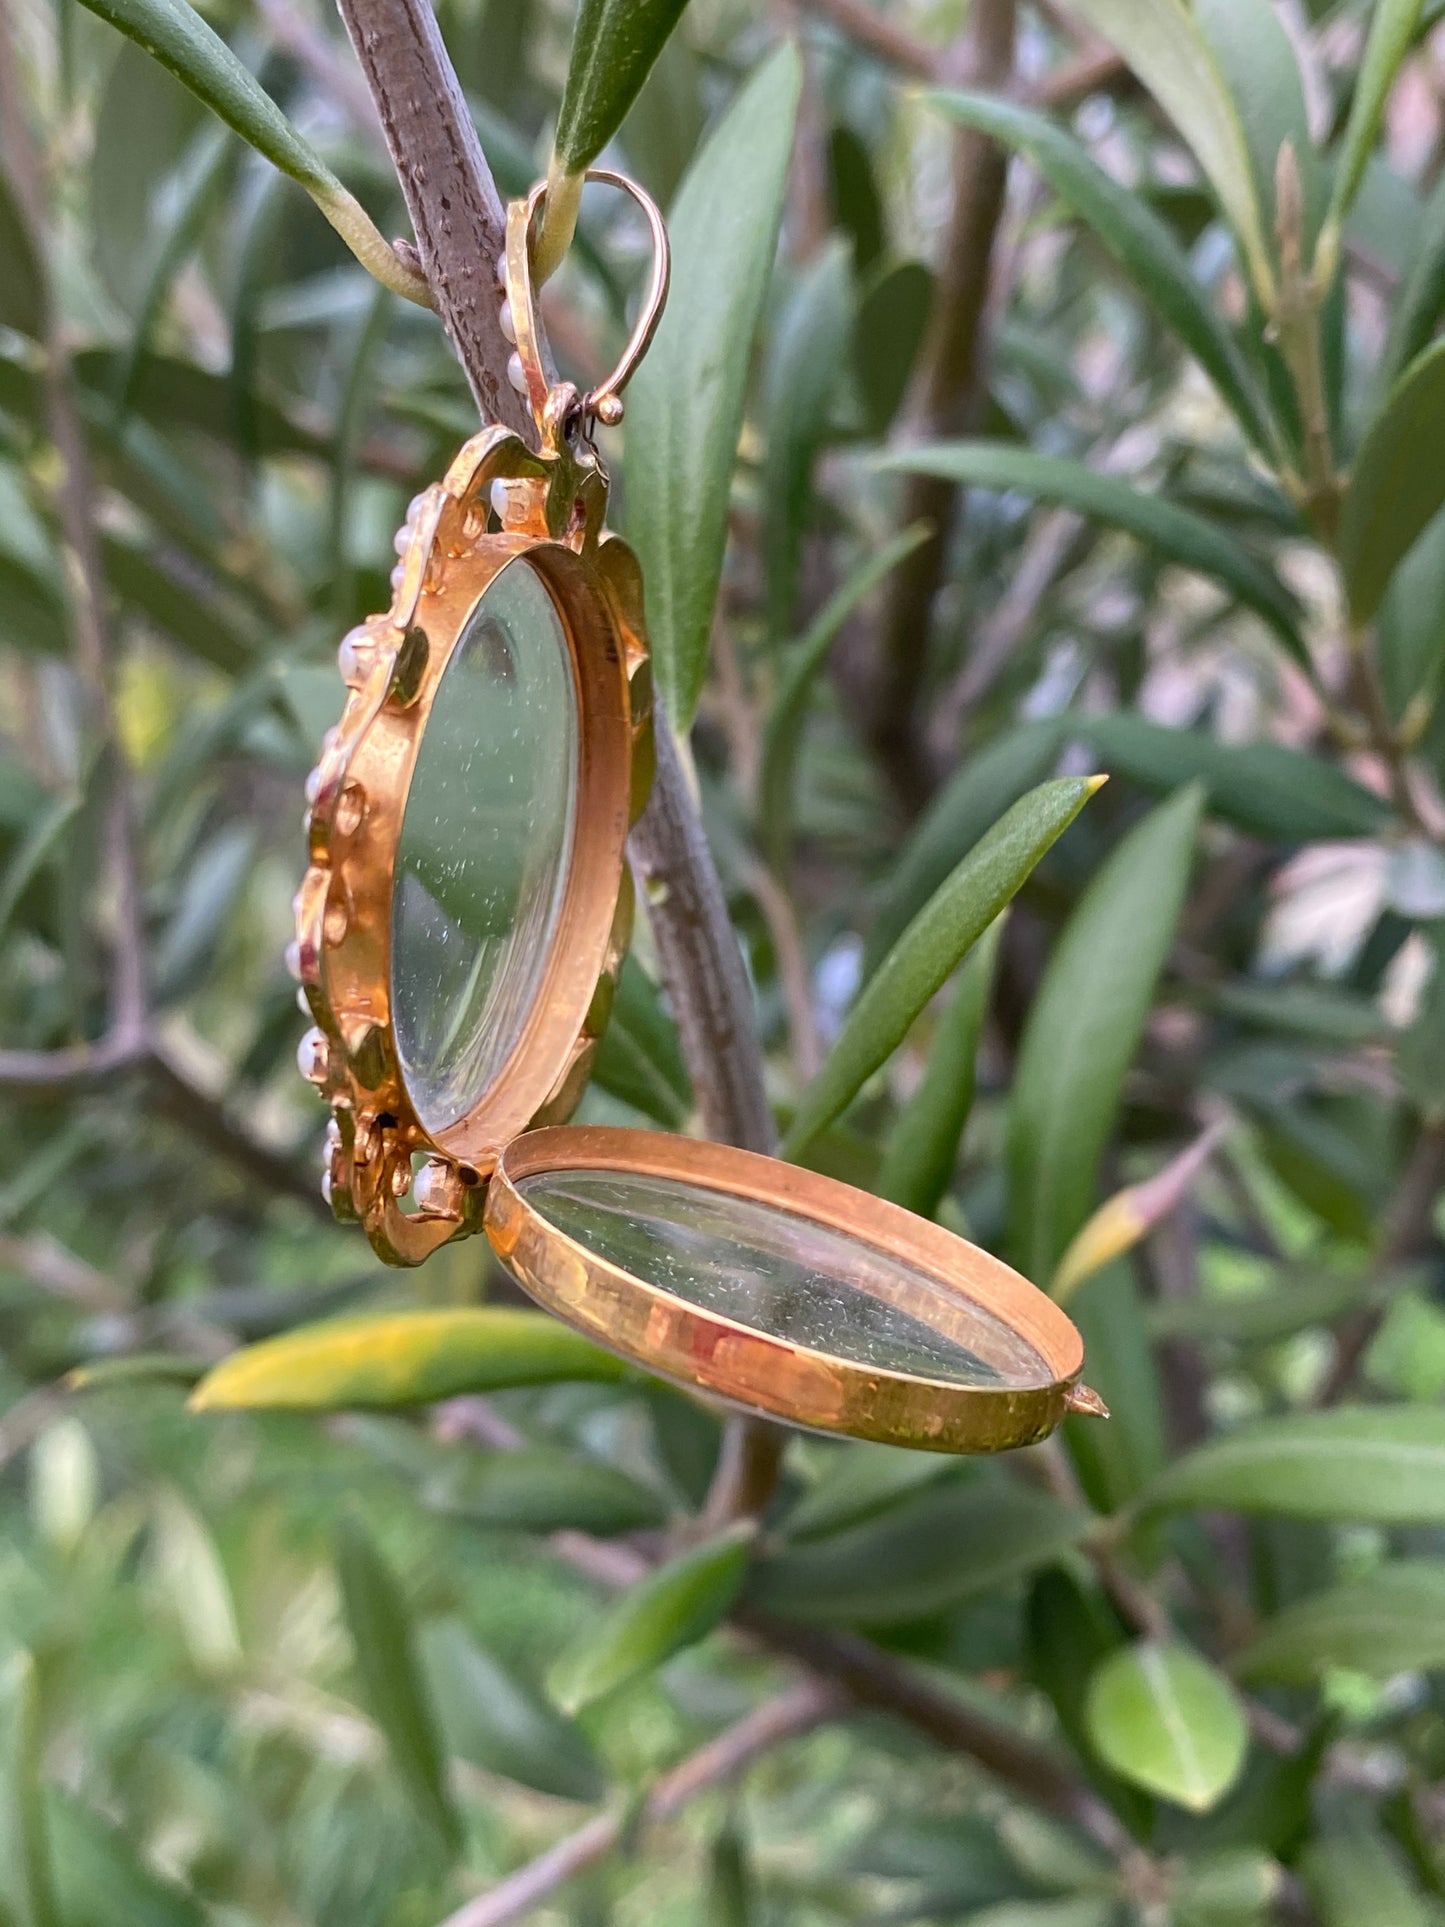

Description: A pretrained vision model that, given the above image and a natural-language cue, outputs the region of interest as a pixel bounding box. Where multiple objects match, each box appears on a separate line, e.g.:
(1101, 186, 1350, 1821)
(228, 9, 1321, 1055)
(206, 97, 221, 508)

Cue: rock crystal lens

(514, 1166, 1054, 1389)
(392, 558, 578, 1134)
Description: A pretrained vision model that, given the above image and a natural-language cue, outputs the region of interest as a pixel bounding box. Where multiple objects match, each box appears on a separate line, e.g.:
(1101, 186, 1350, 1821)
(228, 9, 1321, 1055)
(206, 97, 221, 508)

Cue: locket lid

(482, 1123, 1099, 1455)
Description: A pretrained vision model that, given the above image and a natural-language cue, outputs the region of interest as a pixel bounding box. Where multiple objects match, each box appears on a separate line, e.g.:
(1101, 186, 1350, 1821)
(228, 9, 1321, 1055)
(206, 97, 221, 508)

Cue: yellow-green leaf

(189, 1308, 626, 1411)
(1325, 0, 1424, 239)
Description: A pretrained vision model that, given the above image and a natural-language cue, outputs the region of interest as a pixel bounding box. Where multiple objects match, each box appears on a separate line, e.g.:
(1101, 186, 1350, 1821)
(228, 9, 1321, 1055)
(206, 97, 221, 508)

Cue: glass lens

(515, 1168, 1051, 1389)
(392, 559, 578, 1133)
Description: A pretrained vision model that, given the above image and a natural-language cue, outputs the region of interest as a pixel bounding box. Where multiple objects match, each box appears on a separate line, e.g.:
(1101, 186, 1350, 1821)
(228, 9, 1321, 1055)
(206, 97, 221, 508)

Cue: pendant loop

(504, 169, 671, 446)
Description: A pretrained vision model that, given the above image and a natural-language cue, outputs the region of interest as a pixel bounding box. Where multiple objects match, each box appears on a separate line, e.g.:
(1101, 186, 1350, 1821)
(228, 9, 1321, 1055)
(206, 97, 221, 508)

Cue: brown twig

(797, 0, 1125, 109)
(629, 723, 776, 1156)
(437, 1681, 844, 1927)
(0, 1234, 130, 1314)
(147, 1047, 334, 1219)
(742, 1613, 1133, 1855)
(0, 1039, 330, 1219)
(931, 505, 1083, 753)
(333, 0, 533, 441)
(796, 0, 945, 80)
(868, 0, 1019, 813)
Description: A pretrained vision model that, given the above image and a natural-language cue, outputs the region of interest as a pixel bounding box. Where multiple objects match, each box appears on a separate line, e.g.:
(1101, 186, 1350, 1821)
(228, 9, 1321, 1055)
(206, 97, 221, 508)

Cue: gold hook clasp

(503, 168, 671, 450)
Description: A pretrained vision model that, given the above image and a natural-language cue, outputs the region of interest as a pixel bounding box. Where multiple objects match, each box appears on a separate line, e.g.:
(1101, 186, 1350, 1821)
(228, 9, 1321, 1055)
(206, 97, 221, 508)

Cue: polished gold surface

(293, 295, 654, 1263)
(485, 1126, 1091, 1453)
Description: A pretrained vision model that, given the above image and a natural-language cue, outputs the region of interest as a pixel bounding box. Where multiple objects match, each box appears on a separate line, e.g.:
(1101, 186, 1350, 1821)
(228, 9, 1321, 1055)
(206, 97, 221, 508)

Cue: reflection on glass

(516, 1168, 1051, 1389)
(392, 559, 577, 1133)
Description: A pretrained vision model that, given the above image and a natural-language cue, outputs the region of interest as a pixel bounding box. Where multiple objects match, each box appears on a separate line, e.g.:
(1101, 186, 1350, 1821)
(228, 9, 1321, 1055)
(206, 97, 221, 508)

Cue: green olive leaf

(1085, 1643, 1249, 1813)
(625, 44, 802, 726)
(783, 775, 1100, 1159)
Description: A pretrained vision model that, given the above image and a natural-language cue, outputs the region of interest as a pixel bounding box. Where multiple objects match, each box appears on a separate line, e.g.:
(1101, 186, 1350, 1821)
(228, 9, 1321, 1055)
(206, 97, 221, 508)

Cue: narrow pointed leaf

(73, 0, 429, 304)
(548, 1523, 754, 1713)
(190, 1308, 627, 1411)
(759, 523, 930, 873)
(875, 915, 1001, 1218)
(1048, 0, 1272, 301)
(1378, 168, 1445, 396)
(554, 0, 690, 174)
(1071, 712, 1385, 841)
(0, 173, 43, 339)
(113, 122, 233, 423)
(537, 0, 692, 275)
(625, 45, 802, 724)
(1195, 0, 1319, 242)
(591, 954, 692, 1126)
(1085, 1643, 1248, 1813)
(425, 1446, 667, 1536)
(783, 775, 1100, 1159)
(1136, 1406, 1445, 1523)
(1006, 785, 1203, 1286)
(1340, 336, 1445, 624)
(1327, 0, 1424, 233)
(1237, 1561, 1445, 1683)
(931, 93, 1269, 450)
(863, 721, 1064, 979)
(748, 1480, 1087, 1626)
(763, 241, 855, 638)
(781, 1443, 957, 1542)
(856, 259, 933, 435)
(417, 1619, 606, 1803)
(877, 446, 1304, 662)
(336, 1518, 460, 1851)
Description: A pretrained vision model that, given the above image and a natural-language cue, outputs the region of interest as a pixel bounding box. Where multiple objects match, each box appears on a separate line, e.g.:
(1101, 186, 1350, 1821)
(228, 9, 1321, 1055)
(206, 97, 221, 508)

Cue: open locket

(292, 172, 1099, 1454)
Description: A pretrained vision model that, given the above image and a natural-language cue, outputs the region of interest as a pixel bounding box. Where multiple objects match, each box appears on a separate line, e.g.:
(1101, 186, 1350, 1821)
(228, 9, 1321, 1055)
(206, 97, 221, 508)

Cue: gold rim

(484, 1125, 1089, 1454)
(292, 426, 653, 1265)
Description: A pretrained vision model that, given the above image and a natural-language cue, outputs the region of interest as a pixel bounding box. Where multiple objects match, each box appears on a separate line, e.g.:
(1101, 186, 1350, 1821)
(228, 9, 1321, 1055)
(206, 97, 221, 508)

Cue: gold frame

(485, 1125, 1096, 1454)
(293, 426, 653, 1265)
(290, 169, 1099, 1453)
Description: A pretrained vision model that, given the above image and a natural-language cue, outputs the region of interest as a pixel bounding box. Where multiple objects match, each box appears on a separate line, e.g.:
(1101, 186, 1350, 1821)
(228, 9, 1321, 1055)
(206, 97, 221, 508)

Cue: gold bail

(503, 168, 671, 447)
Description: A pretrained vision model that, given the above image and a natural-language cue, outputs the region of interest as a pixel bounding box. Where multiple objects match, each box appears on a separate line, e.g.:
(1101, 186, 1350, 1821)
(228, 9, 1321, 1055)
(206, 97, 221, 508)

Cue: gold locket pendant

(293, 172, 1099, 1455)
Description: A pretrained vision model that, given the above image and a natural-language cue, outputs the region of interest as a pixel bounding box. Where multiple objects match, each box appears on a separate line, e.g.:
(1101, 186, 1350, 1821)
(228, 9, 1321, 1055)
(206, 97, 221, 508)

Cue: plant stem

(333, 0, 534, 442)
(336, 0, 786, 1518)
(435, 1681, 843, 1927)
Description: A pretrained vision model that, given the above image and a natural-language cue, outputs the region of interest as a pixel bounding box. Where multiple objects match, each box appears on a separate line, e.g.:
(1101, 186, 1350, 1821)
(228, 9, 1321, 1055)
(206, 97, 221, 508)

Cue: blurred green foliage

(5, 0, 1445, 1921)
